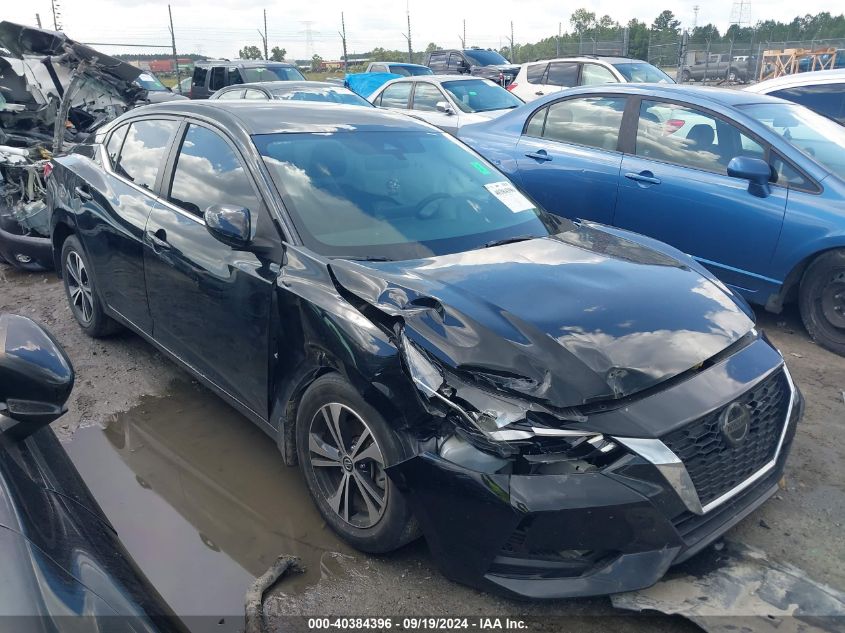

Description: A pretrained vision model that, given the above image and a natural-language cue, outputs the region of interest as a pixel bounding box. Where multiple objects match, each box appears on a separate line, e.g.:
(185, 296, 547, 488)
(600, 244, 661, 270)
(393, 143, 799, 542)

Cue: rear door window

(379, 82, 412, 109)
(244, 89, 268, 100)
(526, 63, 548, 84)
(216, 89, 244, 100)
(115, 119, 179, 190)
(545, 62, 579, 87)
(447, 53, 464, 72)
(540, 96, 626, 151)
(770, 84, 845, 125)
(168, 124, 261, 218)
(209, 67, 226, 91)
(428, 52, 447, 72)
(191, 66, 207, 88)
(106, 124, 129, 167)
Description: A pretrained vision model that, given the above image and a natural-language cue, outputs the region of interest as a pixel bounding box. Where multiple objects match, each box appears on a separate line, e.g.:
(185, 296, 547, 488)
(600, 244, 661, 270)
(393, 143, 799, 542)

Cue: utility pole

(406, 6, 413, 63)
(463, 19, 466, 48)
(339, 12, 349, 72)
(509, 21, 515, 63)
(50, 0, 61, 30)
(557, 22, 561, 57)
(168, 5, 181, 93)
(35, 13, 42, 28)
(263, 9, 269, 59)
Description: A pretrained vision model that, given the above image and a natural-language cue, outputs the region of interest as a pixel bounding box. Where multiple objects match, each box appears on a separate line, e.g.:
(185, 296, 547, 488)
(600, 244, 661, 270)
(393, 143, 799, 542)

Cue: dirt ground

(1, 260, 843, 631)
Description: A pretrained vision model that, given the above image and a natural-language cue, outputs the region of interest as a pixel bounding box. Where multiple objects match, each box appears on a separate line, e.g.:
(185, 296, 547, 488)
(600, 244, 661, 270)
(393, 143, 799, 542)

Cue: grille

(662, 368, 790, 507)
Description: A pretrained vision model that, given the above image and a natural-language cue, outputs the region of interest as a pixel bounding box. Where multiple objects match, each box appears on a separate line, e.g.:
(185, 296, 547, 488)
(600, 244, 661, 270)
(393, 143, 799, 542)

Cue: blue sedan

(460, 84, 845, 355)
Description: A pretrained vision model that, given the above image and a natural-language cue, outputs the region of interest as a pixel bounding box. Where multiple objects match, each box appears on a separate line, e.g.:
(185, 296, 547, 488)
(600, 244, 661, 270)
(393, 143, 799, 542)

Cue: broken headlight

(401, 333, 623, 470)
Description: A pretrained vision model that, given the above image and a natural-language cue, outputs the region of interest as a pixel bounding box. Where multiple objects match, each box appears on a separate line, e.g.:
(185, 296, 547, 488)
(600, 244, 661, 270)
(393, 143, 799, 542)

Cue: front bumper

(388, 338, 803, 600)
(0, 224, 52, 271)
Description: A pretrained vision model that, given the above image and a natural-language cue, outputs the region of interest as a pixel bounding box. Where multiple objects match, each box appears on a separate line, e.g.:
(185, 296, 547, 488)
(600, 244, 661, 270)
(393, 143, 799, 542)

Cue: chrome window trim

(615, 362, 796, 516)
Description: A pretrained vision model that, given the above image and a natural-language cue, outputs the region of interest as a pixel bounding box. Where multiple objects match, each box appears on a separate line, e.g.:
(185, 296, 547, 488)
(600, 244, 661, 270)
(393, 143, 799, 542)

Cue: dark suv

(189, 60, 305, 99)
(425, 48, 519, 86)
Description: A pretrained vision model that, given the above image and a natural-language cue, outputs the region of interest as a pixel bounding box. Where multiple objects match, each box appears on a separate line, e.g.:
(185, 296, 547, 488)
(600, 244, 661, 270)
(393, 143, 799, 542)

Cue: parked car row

(40, 91, 807, 603)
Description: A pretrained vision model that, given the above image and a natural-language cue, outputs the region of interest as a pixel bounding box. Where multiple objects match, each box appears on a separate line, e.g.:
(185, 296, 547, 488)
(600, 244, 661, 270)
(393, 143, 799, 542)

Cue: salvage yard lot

(2, 259, 844, 628)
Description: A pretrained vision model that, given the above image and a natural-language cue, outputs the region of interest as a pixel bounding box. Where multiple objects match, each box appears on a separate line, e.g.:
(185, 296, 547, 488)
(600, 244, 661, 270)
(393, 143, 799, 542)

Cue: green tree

(311, 53, 323, 71)
(238, 45, 262, 60)
(270, 46, 286, 61)
(424, 42, 441, 53)
(626, 18, 650, 59)
(651, 10, 680, 35)
(570, 8, 597, 36)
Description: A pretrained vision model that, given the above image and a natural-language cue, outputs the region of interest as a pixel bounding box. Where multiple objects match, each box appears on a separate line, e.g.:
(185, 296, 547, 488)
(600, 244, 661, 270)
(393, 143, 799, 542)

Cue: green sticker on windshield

(471, 161, 490, 175)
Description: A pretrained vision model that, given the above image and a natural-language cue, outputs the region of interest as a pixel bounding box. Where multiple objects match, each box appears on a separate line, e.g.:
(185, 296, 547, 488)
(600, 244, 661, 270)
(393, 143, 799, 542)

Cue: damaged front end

(0, 21, 144, 270)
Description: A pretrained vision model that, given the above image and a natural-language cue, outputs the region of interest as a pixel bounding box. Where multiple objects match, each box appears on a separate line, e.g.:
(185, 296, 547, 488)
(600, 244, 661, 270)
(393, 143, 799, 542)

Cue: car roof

(521, 56, 638, 66)
(745, 68, 845, 93)
(383, 74, 494, 84)
(539, 83, 787, 107)
(377, 62, 428, 68)
(127, 100, 434, 134)
(196, 59, 297, 68)
(219, 80, 348, 92)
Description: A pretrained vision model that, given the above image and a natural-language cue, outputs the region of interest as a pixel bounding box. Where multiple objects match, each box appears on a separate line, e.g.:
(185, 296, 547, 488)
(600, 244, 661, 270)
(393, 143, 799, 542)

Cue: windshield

(242, 66, 306, 82)
(463, 49, 510, 66)
(254, 131, 565, 260)
(442, 79, 523, 113)
(135, 72, 168, 91)
(271, 87, 371, 106)
(738, 102, 845, 180)
(613, 63, 674, 84)
(389, 65, 433, 76)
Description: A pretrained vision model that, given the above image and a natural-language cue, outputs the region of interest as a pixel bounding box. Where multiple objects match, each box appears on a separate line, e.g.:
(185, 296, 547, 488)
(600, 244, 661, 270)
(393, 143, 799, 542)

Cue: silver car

(369, 75, 523, 135)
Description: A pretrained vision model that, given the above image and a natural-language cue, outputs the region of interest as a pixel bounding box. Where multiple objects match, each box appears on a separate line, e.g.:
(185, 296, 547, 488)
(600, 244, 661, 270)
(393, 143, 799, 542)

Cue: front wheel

(681, 69, 692, 83)
(799, 249, 845, 356)
(296, 374, 419, 553)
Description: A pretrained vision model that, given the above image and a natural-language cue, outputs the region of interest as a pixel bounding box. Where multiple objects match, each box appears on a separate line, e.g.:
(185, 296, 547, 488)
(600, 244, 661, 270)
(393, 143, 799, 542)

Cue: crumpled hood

(330, 225, 754, 409)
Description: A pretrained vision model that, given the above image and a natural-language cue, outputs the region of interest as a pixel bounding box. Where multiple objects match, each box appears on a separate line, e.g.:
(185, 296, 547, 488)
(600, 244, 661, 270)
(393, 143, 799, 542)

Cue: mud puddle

(64, 381, 352, 629)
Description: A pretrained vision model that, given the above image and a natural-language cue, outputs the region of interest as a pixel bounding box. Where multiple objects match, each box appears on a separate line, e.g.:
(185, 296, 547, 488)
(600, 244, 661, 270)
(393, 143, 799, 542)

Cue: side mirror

(436, 101, 454, 115)
(728, 156, 772, 198)
(204, 204, 252, 249)
(0, 314, 74, 441)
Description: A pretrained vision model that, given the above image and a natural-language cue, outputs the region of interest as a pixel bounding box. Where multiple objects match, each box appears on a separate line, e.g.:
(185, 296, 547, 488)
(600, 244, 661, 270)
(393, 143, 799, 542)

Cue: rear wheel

(799, 249, 845, 356)
(61, 235, 122, 338)
(681, 69, 692, 82)
(296, 374, 418, 553)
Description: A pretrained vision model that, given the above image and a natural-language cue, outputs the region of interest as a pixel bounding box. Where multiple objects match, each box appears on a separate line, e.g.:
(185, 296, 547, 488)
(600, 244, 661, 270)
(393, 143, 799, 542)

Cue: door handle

(146, 229, 171, 252)
(624, 171, 662, 185)
(535, 91, 545, 96)
(525, 150, 552, 162)
(74, 185, 93, 201)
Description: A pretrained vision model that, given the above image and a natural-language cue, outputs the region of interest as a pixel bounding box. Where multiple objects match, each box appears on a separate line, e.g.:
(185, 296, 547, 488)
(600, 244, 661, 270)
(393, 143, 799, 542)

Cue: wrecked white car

(0, 21, 145, 270)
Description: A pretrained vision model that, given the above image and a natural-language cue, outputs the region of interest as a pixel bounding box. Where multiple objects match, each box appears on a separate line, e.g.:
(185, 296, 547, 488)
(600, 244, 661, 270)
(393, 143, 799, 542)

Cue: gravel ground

(1, 260, 843, 630)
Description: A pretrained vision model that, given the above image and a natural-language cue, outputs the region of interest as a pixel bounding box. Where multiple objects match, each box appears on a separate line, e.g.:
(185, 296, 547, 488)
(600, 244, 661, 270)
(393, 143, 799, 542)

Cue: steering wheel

(414, 193, 478, 219)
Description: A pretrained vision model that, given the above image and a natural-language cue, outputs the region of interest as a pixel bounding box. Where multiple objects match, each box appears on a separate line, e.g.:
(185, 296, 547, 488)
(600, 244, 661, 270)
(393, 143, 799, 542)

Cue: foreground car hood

(331, 225, 754, 408)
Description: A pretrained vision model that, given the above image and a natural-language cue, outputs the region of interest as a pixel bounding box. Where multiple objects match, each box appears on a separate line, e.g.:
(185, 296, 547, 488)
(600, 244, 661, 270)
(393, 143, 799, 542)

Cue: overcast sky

(6, 0, 838, 60)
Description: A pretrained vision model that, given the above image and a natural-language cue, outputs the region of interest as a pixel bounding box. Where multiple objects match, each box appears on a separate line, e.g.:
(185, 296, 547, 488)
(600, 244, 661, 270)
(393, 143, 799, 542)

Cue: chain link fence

(648, 35, 845, 84)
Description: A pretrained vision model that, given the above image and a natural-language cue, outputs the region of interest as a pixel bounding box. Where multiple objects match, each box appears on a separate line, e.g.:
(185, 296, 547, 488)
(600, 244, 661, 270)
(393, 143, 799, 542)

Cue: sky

(6, 0, 839, 60)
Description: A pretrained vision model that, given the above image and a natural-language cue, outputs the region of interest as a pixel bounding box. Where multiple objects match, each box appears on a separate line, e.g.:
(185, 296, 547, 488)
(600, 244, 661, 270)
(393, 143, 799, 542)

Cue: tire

(296, 373, 419, 553)
(681, 69, 692, 83)
(60, 235, 122, 338)
(725, 67, 738, 82)
(799, 249, 845, 356)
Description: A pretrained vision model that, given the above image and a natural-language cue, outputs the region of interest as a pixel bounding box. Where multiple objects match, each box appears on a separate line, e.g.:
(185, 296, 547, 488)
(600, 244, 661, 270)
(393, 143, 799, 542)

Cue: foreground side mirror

(728, 156, 772, 198)
(204, 204, 252, 249)
(0, 314, 74, 441)
(436, 101, 454, 115)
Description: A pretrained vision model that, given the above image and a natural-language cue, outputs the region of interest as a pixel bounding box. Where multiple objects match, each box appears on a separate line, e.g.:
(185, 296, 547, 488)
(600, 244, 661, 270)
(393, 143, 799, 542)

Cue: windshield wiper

(482, 235, 537, 249)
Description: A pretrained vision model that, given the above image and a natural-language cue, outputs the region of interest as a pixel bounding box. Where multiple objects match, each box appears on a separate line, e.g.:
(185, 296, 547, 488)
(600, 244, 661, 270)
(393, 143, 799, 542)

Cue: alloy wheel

(66, 251, 94, 324)
(308, 402, 388, 529)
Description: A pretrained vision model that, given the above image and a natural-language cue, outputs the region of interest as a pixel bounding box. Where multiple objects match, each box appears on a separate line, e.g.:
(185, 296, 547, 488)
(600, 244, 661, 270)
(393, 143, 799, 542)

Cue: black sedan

(46, 100, 802, 599)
